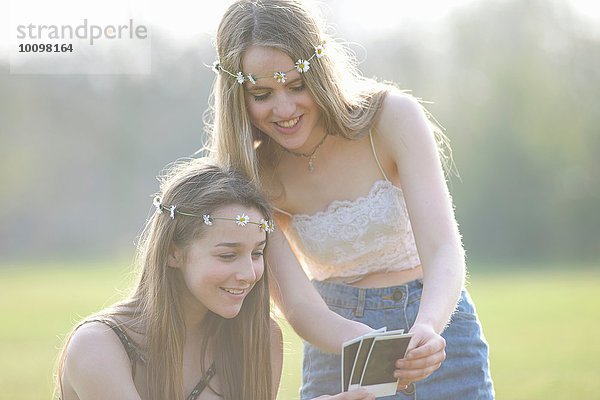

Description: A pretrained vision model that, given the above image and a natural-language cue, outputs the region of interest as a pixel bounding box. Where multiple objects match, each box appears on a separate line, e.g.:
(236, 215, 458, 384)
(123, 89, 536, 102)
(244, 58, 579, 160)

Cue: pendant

(308, 156, 315, 172)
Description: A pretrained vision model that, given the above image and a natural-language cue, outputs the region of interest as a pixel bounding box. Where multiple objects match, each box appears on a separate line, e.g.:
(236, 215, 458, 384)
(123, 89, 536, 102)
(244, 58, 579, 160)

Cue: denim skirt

(300, 279, 495, 400)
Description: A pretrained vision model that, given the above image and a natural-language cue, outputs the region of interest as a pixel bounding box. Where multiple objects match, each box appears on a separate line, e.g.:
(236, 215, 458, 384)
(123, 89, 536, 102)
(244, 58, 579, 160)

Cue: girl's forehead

(204, 222, 267, 244)
(242, 46, 294, 72)
(199, 204, 268, 243)
(211, 203, 263, 220)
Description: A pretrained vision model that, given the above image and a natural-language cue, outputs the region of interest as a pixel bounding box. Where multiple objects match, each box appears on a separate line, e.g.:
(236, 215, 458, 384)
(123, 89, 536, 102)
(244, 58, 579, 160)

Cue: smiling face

(242, 45, 326, 153)
(169, 204, 267, 320)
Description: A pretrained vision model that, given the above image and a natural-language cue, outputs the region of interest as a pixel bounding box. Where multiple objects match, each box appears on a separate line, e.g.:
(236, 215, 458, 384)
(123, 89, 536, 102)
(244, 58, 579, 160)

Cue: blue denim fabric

(300, 279, 495, 400)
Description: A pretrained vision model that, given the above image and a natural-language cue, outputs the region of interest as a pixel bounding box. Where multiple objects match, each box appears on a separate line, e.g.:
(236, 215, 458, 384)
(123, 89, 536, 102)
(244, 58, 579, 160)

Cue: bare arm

(379, 92, 465, 333)
(377, 91, 464, 384)
(267, 226, 372, 354)
(62, 322, 142, 400)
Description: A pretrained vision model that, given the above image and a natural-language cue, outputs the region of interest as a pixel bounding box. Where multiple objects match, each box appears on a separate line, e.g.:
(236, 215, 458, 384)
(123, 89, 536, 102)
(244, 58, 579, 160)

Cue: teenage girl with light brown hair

(56, 158, 376, 400)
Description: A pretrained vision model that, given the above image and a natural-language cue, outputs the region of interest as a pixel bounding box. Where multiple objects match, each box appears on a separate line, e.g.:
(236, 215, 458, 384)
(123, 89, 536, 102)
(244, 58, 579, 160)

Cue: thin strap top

(81, 319, 216, 400)
(87, 319, 146, 377)
(369, 129, 390, 181)
(273, 130, 421, 281)
(273, 130, 388, 218)
(186, 363, 217, 400)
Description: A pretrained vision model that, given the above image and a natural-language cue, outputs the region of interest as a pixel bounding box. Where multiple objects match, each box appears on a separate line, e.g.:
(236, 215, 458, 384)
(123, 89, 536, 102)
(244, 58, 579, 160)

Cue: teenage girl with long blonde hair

(208, 1, 494, 398)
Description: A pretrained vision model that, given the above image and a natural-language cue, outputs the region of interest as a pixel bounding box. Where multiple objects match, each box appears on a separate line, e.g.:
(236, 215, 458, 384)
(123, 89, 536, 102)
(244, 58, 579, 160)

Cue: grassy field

(0, 262, 598, 400)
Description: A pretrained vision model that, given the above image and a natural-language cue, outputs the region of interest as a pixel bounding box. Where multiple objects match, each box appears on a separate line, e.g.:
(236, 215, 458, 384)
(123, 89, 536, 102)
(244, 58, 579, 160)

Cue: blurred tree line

(1, 0, 598, 266)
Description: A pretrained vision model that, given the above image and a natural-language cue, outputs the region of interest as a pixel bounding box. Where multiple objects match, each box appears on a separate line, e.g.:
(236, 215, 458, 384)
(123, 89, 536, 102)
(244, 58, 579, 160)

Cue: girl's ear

(167, 246, 183, 268)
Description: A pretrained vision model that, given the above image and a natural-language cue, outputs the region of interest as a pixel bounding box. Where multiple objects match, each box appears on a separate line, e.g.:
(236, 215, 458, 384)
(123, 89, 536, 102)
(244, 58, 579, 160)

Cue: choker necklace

(282, 133, 328, 172)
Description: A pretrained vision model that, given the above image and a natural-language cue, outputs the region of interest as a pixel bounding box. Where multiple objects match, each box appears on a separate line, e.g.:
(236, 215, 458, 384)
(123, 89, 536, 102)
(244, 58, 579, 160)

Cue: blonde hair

(206, 0, 391, 182)
(56, 158, 273, 400)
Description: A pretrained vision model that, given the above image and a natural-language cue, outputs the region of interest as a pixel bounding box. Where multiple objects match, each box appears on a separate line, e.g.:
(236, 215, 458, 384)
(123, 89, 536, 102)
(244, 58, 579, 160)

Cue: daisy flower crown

(210, 40, 326, 85)
(153, 196, 275, 233)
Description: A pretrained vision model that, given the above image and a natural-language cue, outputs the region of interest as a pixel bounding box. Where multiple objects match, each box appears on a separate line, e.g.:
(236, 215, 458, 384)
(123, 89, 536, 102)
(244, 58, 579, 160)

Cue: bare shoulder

(375, 90, 434, 147)
(66, 321, 128, 367)
(62, 321, 141, 399)
(373, 90, 440, 171)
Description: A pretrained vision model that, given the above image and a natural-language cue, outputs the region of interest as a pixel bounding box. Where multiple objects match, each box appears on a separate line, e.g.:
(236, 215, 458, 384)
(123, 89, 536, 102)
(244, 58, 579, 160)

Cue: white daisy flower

(247, 74, 256, 84)
(314, 44, 325, 58)
(259, 219, 275, 233)
(153, 196, 163, 214)
(274, 71, 286, 83)
(236, 213, 250, 226)
(295, 59, 310, 73)
(236, 71, 246, 84)
(259, 219, 269, 233)
(203, 215, 213, 226)
(211, 60, 221, 74)
(169, 205, 176, 219)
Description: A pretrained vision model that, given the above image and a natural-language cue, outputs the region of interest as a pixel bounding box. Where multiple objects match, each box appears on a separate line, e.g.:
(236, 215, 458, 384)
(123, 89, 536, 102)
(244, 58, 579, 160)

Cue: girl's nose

(273, 93, 296, 119)
(236, 258, 258, 283)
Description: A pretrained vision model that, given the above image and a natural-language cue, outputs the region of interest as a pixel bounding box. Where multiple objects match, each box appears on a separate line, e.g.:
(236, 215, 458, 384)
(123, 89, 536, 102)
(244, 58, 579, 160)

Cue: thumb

(404, 334, 421, 358)
(405, 324, 432, 356)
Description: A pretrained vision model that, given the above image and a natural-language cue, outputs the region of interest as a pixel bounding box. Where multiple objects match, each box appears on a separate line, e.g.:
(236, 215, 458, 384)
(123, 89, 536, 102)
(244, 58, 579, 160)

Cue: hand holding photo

(343, 327, 387, 391)
(342, 329, 413, 397)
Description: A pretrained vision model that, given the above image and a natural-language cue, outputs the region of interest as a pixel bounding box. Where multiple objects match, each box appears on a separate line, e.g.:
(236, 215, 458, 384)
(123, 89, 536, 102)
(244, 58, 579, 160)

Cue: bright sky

(148, 0, 475, 37)
(2, 0, 599, 59)
(146, 0, 600, 38)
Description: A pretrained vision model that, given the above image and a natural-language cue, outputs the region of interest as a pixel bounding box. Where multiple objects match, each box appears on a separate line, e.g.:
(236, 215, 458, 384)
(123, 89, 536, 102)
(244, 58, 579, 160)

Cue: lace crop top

(278, 132, 421, 282)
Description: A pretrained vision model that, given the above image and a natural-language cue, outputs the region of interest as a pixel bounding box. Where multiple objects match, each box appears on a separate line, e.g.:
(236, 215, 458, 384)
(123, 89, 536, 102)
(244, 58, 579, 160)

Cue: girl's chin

(216, 306, 243, 319)
(272, 133, 313, 153)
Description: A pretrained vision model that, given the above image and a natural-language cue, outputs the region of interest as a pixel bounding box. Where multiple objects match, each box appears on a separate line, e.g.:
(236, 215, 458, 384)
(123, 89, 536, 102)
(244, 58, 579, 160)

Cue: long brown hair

(56, 158, 273, 400)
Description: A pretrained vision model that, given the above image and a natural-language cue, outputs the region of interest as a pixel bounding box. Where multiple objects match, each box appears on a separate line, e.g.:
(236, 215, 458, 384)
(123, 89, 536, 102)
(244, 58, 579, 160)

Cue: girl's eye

(290, 84, 305, 92)
(253, 93, 270, 101)
(251, 251, 264, 260)
(219, 254, 237, 261)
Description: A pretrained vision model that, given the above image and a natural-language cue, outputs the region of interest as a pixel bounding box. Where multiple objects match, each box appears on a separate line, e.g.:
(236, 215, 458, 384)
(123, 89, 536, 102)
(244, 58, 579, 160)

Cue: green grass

(0, 263, 598, 400)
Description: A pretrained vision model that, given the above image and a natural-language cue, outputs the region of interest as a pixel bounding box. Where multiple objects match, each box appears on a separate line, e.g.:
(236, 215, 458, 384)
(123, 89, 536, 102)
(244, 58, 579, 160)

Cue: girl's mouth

(275, 116, 300, 129)
(220, 287, 247, 295)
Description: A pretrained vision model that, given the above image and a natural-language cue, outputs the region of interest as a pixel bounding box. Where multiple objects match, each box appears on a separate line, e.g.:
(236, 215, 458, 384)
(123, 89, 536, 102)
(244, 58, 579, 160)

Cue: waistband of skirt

(310, 278, 424, 309)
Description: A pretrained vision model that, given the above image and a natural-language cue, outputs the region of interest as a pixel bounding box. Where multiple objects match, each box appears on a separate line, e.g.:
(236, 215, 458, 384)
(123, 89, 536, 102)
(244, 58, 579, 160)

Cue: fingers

(339, 388, 375, 400)
(397, 351, 445, 372)
(396, 343, 446, 369)
(394, 361, 440, 385)
(396, 336, 446, 368)
(393, 330, 446, 384)
(405, 336, 446, 360)
(394, 348, 445, 380)
(315, 388, 376, 400)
